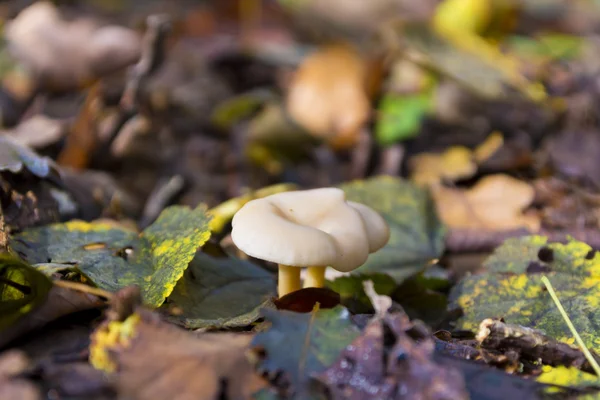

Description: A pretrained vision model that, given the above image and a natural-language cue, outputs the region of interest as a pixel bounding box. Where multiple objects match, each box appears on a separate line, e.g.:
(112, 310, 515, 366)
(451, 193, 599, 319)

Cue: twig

(53, 280, 114, 300)
(542, 275, 600, 377)
(120, 14, 171, 112)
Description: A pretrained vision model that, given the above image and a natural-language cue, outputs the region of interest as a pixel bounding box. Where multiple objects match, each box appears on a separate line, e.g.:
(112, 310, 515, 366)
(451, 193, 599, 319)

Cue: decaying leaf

(10, 205, 211, 307)
(5, 1, 141, 91)
(340, 176, 446, 281)
(0, 253, 52, 332)
(164, 252, 276, 329)
(286, 43, 380, 149)
(251, 305, 360, 393)
(90, 289, 266, 399)
(450, 236, 600, 350)
(432, 174, 540, 231)
(315, 286, 468, 399)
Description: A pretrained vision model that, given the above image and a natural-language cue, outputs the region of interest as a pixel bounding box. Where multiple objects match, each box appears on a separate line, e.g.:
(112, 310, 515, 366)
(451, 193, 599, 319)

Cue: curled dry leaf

(432, 174, 540, 231)
(90, 290, 266, 400)
(286, 43, 381, 149)
(5, 1, 141, 91)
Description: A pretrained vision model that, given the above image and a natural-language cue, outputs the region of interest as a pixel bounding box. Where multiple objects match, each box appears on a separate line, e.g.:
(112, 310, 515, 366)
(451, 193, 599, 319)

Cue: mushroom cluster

(231, 187, 390, 297)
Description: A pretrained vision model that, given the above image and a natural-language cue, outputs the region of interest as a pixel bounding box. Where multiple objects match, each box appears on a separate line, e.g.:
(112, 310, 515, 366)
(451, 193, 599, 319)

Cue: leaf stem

(541, 275, 600, 378)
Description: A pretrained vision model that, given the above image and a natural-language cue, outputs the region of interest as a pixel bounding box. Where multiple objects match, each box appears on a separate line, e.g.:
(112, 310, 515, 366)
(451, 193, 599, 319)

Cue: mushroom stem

(304, 266, 326, 288)
(278, 264, 301, 296)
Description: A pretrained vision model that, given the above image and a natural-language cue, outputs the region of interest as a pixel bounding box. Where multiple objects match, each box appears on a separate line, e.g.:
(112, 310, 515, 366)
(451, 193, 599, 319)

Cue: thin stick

(53, 280, 114, 300)
(541, 275, 600, 377)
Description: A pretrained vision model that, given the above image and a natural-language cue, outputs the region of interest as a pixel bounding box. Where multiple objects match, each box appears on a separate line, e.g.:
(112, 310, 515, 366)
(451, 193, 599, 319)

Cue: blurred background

(3, 0, 600, 243)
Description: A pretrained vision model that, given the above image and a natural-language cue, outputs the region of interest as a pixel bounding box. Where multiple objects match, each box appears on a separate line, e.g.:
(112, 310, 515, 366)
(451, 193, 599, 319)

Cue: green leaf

(375, 91, 434, 145)
(449, 236, 600, 350)
(0, 253, 52, 331)
(10, 205, 211, 307)
(507, 34, 584, 62)
(0, 135, 58, 178)
(252, 305, 360, 390)
(164, 252, 276, 329)
(339, 176, 446, 282)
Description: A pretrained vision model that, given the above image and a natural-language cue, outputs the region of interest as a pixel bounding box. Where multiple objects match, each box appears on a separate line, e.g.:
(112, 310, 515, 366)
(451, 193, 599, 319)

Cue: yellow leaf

(410, 146, 477, 186)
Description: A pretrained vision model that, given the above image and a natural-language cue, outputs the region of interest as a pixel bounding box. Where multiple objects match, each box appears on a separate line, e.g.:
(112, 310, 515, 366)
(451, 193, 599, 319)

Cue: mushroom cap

(231, 187, 390, 272)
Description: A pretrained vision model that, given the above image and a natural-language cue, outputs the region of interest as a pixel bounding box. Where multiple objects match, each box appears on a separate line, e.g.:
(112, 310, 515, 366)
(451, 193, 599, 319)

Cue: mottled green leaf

(0, 253, 52, 331)
(449, 236, 600, 350)
(339, 176, 446, 282)
(10, 206, 211, 307)
(164, 252, 276, 329)
(0, 135, 58, 178)
(252, 305, 360, 390)
(375, 91, 434, 145)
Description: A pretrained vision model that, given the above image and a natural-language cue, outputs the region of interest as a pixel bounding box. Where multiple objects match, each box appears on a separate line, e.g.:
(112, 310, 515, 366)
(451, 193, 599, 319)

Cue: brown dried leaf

(90, 292, 266, 400)
(286, 43, 380, 149)
(432, 174, 540, 231)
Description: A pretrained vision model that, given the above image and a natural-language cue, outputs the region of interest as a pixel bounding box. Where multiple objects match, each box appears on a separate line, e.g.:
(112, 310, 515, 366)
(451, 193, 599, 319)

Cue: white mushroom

(231, 187, 390, 297)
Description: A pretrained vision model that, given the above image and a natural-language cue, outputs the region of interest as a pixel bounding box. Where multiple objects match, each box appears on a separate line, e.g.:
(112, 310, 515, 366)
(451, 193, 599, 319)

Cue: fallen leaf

(339, 176, 446, 282)
(90, 290, 266, 399)
(410, 146, 477, 186)
(375, 91, 434, 145)
(251, 305, 360, 393)
(537, 365, 600, 390)
(449, 235, 600, 350)
(5, 1, 141, 91)
(0, 253, 52, 332)
(163, 252, 276, 329)
(401, 22, 546, 102)
(10, 205, 212, 307)
(432, 174, 540, 231)
(315, 289, 468, 400)
(286, 43, 379, 149)
(0, 284, 102, 348)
